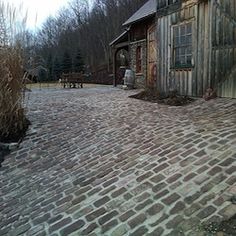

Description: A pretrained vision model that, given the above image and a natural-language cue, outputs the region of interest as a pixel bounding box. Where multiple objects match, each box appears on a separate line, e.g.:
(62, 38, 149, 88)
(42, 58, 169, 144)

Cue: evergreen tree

(38, 67, 48, 81)
(46, 53, 53, 81)
(53, 57, 61, 80)
(62, 51, 72, 73)
(74, 49, 84, 73)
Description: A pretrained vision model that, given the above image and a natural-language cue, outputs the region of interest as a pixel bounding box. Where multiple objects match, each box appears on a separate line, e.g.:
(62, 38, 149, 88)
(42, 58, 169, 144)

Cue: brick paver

(0, 86, 236, 235)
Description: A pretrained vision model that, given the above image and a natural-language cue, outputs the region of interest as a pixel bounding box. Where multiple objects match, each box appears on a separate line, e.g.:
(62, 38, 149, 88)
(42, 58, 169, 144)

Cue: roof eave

(122, 12, 156, 27)
(109, 31, 129, 46)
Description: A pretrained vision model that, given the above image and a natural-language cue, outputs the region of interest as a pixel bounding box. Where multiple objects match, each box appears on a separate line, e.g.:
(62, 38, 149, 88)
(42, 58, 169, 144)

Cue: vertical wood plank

(192, 4, 198, 96)
(197, 2, 204, 96)
(188, 71, 192, 96)
(203, 2, 209, 93)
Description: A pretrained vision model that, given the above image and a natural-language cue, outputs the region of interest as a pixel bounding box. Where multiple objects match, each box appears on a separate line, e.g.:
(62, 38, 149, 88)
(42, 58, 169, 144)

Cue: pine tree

(53, 57, 61, 80)
(74, 49, 84, 73)
(62, 51, 72, 73)
(47, 53, 53, 81)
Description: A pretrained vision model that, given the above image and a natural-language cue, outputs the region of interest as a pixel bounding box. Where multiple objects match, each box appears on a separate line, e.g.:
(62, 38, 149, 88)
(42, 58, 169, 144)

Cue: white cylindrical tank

(124, 69, 135, 89)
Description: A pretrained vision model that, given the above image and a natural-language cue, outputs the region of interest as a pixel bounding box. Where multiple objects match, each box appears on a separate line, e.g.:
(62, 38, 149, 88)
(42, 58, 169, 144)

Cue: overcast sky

(3, 0, 71, 30)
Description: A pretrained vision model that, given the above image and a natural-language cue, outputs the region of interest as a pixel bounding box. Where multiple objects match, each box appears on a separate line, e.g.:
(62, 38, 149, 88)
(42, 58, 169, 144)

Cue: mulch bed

(129, 90, 195, 106)
(203, 214, 236, 235)
(0, 118, 30, 143)
(0, 118, 30, 168)
(0, 148, 10, 168)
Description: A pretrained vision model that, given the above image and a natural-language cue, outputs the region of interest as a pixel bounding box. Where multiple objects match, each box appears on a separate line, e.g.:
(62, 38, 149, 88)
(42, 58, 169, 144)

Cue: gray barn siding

(211, 0, 236, 98)
(156, 0, 236, 98)
(156, 1, 212, 97)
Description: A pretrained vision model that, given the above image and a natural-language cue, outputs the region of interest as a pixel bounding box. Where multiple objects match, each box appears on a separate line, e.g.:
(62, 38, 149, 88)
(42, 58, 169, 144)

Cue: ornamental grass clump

(0, 46, 29, 142)
(0, 1, 29, 143)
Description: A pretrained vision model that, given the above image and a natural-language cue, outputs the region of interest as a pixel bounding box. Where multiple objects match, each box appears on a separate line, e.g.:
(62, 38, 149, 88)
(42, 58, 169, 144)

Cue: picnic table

(60, 72, 84, 88)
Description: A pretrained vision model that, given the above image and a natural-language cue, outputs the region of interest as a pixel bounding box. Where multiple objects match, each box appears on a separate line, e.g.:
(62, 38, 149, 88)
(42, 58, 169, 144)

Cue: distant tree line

(22, 0, 148, 82)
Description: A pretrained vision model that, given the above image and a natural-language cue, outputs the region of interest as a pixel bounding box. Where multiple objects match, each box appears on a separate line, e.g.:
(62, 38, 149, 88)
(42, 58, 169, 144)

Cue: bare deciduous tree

(28, 0, 148, 80)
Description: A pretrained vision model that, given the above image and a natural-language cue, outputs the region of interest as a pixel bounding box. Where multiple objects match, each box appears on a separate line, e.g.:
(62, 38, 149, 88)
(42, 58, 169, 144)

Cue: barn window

(173, 22, 193, 68)
(136, 46, 142, 73)
(157, 0, 180, 9)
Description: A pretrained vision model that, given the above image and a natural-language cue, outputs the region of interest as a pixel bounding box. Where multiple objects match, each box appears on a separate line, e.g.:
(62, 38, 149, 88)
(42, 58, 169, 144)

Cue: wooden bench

(60, 73, 84, 88)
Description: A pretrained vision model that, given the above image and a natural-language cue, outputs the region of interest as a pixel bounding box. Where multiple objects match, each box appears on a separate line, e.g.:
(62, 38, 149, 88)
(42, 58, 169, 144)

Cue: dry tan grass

(26, 82, 111, 89)
(0, 1, 28, 142)
(0, 46, 27, 142)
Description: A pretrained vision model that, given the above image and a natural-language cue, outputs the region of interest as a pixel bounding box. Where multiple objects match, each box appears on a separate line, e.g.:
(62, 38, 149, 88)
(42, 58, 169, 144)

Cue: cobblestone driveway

(0, 86, 236, 236)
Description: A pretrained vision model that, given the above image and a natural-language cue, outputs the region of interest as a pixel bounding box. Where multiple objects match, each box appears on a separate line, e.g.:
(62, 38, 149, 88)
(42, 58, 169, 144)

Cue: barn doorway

(115, 49, 129, 85)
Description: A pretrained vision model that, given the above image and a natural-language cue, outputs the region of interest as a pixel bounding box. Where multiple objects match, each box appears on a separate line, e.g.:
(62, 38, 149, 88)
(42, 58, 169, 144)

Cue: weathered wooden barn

(110, 0, 236, 98)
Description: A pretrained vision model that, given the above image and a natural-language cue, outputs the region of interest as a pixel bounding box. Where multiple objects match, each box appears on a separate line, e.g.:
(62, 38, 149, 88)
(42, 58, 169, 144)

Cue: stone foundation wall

(130, 40, 147, 89)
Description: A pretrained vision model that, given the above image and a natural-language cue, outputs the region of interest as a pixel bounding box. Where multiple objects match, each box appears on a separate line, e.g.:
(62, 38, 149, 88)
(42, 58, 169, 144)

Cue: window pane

(187, 55, 192, 64)
(180, 25, 185, 35)
(180, 47, 185, 55)
(174, 27, 179, 36)
(174, 36, 180, 46)
(136, 47, 142, 73)
(180, 35, 186, 44)
(175, 48, 180, 56)
(175, 55, 180, 65)
(187, 23, 192, 34)
(159, 0, 167, 8)
(186, 46, 192, 54)
(180, 55, 185, 64)
(186, 35, 192, 44)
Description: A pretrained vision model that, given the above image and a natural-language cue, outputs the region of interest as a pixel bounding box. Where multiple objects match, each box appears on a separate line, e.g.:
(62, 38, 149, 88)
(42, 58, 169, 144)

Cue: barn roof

(109, 31, 128, 46)
(123, 0, 157, 26)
